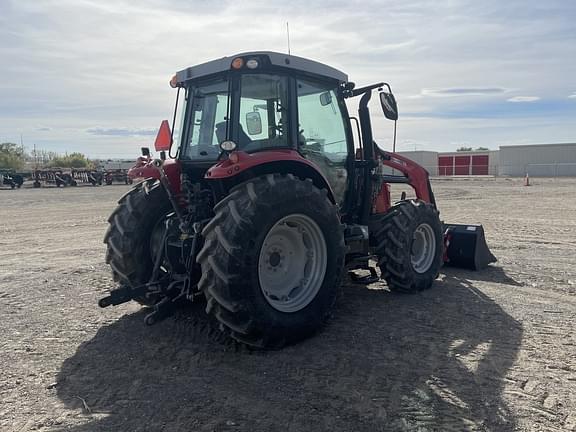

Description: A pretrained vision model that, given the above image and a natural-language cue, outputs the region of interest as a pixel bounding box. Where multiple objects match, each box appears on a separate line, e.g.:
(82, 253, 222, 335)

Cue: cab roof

(174, 51, 348, 85)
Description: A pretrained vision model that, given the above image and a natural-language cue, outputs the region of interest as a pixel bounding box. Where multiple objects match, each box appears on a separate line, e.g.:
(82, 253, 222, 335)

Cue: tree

(27, 149, 59, 166)
(0, 142, 26, 170)
(46, 152, 93, 168)
(456, 146, 473, 152)
(475, 147, 489, 151)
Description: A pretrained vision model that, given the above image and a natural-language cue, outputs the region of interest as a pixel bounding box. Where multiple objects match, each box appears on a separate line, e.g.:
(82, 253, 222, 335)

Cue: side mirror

(319, 91, 332, 106)
(245, 112, 262, 135)
(154, 120, 172, 152)
(379, 92, 398, 121)
(141, 147, 150, 157)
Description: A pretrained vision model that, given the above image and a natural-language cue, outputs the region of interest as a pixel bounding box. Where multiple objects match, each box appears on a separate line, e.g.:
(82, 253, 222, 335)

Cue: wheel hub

(258, 214, 327, 313)
(268, 251, 282, 267)
(410, 223, 436, 274)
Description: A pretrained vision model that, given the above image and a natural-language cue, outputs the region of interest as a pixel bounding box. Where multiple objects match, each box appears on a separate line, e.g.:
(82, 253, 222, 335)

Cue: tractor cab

(155, 51, 398, 213)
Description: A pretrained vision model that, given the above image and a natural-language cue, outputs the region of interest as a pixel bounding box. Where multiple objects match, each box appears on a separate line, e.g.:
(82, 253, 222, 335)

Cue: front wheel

(372, 200, 443, 293)
(198, 174, 345, 349)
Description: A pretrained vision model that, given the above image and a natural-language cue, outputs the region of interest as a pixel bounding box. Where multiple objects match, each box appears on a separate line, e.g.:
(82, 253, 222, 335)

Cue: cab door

(296, 79, 350, 207)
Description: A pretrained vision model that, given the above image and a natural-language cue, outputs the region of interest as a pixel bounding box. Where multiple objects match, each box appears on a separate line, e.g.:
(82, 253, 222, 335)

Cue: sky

(1, 0, 575, 158)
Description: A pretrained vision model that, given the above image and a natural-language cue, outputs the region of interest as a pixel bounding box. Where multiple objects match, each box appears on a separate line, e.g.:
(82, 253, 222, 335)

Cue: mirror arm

(350, 82, 384, 98)
(392, 120, 397, 153)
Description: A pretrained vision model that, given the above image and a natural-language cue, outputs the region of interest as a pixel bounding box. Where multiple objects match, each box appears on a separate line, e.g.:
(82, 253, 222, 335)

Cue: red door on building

(438, 156, 453, 176)
(438, 153, 490, 176)
(472, 155, 489, 175)
(454, 156, 471, 175)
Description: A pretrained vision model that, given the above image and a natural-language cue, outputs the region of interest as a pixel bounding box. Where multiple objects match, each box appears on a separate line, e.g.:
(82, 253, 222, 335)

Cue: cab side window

(297, 80, 348, 162)
(297, 79, 349, 205)
(239, 74, 289, 151)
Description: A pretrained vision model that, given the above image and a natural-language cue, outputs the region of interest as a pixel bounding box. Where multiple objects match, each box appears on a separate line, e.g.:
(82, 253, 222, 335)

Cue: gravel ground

(0, 177, 575, 432)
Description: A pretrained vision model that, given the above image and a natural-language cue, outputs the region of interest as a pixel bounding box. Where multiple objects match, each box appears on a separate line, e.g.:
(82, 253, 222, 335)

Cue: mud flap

(443, 224, 497, 270)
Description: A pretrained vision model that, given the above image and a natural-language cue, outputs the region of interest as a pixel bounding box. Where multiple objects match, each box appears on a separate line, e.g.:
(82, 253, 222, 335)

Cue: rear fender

(206, 150, 336, 204)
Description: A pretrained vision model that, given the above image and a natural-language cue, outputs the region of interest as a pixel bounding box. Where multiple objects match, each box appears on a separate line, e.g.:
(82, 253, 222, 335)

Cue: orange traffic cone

(524, 173, 530, 186)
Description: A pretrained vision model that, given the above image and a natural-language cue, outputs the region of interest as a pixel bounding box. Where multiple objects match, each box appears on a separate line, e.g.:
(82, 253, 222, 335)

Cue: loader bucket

(443, 224, 497, 270)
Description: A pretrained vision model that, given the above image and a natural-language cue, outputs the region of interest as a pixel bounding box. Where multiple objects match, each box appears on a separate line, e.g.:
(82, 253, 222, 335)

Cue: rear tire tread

(198, 174, 344, 349)
(104, 179, 171, 305)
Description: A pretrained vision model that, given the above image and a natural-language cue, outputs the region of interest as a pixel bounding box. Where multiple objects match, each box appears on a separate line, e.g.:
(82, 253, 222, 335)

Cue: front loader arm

(373, 145, 436, 212)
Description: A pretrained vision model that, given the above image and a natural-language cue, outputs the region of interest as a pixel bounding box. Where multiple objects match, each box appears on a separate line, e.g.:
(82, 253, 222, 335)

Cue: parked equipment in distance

(33, 168, 103, 187)
(0, 169, 24, 189)
(104, 169, 133, 185)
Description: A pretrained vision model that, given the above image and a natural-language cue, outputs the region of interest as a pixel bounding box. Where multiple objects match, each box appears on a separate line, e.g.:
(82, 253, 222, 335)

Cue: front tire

(198, 174, 345, 349)
(104, 179, 172, 305)
(372, 200, 443, 293)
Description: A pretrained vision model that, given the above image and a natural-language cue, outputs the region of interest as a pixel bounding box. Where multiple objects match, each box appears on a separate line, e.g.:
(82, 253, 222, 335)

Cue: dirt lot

(1, 178, 575, 432)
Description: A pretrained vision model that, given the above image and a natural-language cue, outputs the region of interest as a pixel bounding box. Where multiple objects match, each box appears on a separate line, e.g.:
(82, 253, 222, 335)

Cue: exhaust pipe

(443, 224, 496, 271)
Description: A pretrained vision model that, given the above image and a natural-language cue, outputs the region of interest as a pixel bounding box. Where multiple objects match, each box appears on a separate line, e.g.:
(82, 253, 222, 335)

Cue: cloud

(569, 93, 576, 99)
(36, 127, 51, 131)
(420, 87, 508, 97)
(507, 96, 541, 103)
(86, 127, 157, 137)
(1, 0, 576, 155)
(403, 98, 575, 119)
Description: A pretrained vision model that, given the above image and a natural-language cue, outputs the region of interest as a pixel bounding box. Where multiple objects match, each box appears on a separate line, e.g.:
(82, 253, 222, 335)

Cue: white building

(499, 143, 576, 176)
(398, 143, 576, 177)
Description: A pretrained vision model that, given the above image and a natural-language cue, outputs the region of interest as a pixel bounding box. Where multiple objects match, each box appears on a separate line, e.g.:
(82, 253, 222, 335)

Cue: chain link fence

(413, 163, 576, 178)
(508, 163, 576, 177)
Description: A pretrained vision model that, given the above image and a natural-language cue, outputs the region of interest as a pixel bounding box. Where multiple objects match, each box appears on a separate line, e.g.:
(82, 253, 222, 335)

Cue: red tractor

(101, 52, 495, 348)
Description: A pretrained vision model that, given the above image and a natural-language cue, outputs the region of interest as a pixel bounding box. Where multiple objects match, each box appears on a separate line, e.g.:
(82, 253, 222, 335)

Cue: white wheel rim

(258, 214, 327, 313)
(411, 223, 436, 274)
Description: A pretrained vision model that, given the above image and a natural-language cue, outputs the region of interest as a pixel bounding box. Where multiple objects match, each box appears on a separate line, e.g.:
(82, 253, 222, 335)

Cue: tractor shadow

(56, 266, 522, 432)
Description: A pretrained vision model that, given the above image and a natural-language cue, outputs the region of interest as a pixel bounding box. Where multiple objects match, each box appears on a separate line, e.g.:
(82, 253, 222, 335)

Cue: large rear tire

(372, 199, 443, 293)
(104, 179, 172, 305)
(198, 174, 345, 349)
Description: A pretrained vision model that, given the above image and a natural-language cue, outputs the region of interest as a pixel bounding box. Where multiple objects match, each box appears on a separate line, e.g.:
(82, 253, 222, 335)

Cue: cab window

(297, 79, 349, 205)
(238, 74, 290, 152)
(184, 79, 229, 160)
(297, 80, 348, 162)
